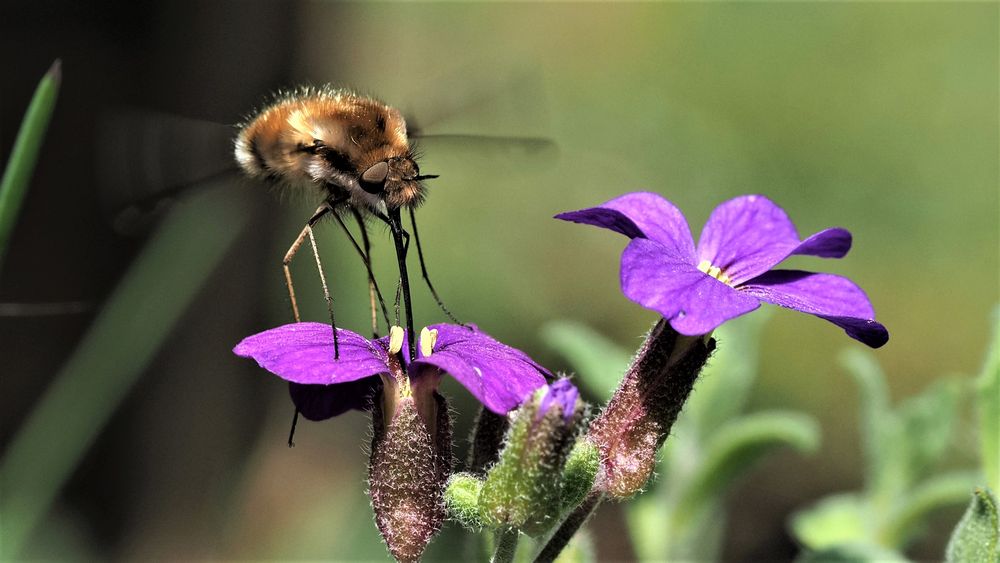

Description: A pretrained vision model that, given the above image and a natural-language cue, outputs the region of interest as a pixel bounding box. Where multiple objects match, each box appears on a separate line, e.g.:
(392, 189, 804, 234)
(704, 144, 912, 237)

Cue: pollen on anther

(388, 326, 405, 354)
(419, 327, 439, 358)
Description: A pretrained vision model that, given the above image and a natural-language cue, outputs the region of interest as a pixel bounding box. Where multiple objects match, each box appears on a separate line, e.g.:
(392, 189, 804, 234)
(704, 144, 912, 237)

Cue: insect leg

(283, 203, 340, 358)
(283, 204, 332, 322)
(353, 209, 380, 338)
(306, 225, 339, 359)
(329, 210, 391, 335)
(282, 203, 337, 446)
(408, 207, 463, 326)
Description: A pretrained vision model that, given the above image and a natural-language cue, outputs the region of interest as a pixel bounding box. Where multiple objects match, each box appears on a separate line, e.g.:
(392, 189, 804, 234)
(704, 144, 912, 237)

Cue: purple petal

(740, 270, 889, 348)
(233, 322, 392, 384)
(793, 228, 852, 259)
(555, 192, 696, 261)
(697, 196, 851, 286)
(410, 324, 550, 414)
(622, 238, 761, 335)
(288, 378, 381, 421)
(538, 378, 579, 422)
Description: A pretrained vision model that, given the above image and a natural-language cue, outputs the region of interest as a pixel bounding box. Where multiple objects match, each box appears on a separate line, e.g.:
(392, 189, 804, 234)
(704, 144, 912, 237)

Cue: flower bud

(368, 366, 453, 562)
(443, 472, 486, 530)
(588, 319, 714, 499)
(478, 378, 586, 536)
(560, 440, 600, 509)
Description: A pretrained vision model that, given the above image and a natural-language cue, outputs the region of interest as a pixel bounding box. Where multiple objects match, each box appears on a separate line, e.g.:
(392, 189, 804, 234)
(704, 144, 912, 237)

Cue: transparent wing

(97, 110, 238, 234)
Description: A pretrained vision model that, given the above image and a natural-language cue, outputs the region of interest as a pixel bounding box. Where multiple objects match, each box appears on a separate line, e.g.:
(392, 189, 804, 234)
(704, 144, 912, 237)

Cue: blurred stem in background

(0, 180, 250, 557)
(0, 60, 60, 269)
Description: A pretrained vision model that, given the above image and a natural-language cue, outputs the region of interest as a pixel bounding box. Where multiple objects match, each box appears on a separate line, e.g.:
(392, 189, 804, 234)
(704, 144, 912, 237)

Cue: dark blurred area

(2, 1, 996, 561)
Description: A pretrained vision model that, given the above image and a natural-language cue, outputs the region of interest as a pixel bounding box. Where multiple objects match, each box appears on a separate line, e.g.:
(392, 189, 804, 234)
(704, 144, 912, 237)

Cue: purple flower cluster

(557, 192, 888, 347)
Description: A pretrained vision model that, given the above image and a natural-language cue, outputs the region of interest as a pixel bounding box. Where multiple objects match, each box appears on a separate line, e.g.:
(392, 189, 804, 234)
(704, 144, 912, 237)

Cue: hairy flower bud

(478, 379, 587, 536)
(588, 319, 714, 499)
(369, 365, 452, 562)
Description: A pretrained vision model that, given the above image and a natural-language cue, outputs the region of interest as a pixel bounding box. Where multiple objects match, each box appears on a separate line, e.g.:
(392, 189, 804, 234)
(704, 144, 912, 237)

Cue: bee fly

(234, 86, 458, 364)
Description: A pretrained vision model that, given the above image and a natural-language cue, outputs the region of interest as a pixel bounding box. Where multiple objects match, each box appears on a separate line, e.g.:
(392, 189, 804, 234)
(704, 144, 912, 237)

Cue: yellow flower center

(697, 259, 734, 286)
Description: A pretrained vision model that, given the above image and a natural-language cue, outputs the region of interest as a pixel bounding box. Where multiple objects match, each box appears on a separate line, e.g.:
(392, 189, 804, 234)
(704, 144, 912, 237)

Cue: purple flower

(556, 192, 888, 348)
(233, 322, 551, 417)
(537, 378, 580, 423)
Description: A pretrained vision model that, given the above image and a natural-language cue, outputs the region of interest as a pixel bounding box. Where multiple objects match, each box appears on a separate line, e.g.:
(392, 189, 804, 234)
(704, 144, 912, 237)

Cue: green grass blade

(0, 59, 61, 266)
(0, 180, 249, 557)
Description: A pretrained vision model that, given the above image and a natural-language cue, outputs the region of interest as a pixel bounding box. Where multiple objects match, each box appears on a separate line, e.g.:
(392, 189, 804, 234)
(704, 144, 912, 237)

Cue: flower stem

(491, 527, 520, 563)
(533, 490, 604, 563)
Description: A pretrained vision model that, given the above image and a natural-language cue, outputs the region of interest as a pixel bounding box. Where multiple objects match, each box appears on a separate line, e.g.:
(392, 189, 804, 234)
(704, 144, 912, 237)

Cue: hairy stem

(533, 490, 604, 562)
(491, 527, 520, 563)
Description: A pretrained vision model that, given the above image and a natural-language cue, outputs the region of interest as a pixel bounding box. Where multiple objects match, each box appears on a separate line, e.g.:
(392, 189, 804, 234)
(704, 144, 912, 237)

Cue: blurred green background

(1, 1, 996, 560)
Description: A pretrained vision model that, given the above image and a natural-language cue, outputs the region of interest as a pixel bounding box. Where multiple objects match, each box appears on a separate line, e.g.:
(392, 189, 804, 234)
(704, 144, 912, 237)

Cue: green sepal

(946, 488, 999, 563)
(561, 440, 600, 509)
(478, 386, 585, 537)
(444, 473, 486, 530)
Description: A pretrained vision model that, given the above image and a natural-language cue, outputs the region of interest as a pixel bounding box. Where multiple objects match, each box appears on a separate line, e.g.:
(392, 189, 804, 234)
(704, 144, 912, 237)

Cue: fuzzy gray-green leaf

(673, 410, 819, 525)
(882, 471, 980, 548)
(945, 488, 999, 563)
(540, 320, 630, 400)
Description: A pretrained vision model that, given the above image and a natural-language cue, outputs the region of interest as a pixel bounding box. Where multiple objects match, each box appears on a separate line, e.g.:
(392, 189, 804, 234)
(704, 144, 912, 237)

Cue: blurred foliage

(544, 312, 821, 561)
(977, 309, 999, 493)
(0, 181, 250, 558)
(790, 347, 981, 561)
(0, 60, 59, 267)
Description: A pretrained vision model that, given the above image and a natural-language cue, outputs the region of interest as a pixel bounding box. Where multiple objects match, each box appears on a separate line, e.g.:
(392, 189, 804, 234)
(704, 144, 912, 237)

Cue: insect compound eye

(360, 161, 389, 194)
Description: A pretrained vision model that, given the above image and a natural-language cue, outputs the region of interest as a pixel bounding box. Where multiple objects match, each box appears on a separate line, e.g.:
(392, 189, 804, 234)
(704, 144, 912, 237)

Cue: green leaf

(795, 543, 909, 563)
(841, 349, 908, 506)
(673, 410, 820, 525)
(897, 377, 962, 480)
(791, 493, 872, 549)
(0, 180, 250, 558)
(945, 488, 999, 563)
(978, 309, 1000, 492)
(882, 471, 980, 548)
(682, 310, 770, 437)
(0, 59, 60, 266)
(540, 320, 631, 400)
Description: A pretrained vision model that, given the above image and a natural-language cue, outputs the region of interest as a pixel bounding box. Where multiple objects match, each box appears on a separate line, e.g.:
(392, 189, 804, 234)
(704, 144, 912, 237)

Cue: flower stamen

(388, 325, 405, 354)
(420, 326, 439, 357)
(697, 259, 733, 286)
